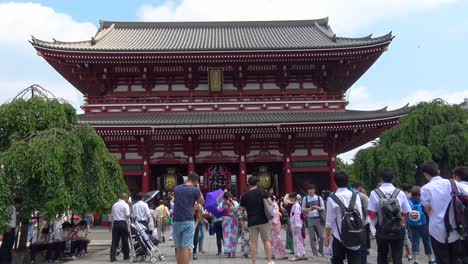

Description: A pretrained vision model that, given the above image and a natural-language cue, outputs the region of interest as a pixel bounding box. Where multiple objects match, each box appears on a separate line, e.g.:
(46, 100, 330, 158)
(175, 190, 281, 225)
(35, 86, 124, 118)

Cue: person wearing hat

(0, 197, 22, 264)
(288, 193, 307, 261)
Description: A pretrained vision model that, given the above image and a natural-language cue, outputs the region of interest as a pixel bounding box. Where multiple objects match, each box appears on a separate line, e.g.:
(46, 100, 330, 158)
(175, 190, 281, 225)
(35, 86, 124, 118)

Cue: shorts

(173, 221, 195, 249)
(249, 223, 270, 242)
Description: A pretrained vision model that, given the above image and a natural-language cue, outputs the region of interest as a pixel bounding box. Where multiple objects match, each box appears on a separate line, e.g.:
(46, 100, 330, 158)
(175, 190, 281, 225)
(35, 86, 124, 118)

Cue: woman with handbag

(155, 202, 170, 242)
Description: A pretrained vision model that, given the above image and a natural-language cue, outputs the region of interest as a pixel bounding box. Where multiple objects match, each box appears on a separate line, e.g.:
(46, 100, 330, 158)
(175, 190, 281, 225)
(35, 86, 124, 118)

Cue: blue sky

(0, 0, 467, 162)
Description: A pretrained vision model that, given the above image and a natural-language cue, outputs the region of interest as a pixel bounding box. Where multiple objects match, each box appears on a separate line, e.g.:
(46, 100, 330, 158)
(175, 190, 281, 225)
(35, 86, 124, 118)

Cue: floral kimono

(237, 209, 250, 257)
(219, 200, 238, 256)
(290, 201, 305, 258)
(270, 201, 287, 259)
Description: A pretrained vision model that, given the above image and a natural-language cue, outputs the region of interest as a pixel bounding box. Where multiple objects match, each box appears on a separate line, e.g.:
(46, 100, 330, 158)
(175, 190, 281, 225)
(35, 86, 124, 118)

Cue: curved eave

(30, 36, 392, 54)
(78, 106, 408, 128)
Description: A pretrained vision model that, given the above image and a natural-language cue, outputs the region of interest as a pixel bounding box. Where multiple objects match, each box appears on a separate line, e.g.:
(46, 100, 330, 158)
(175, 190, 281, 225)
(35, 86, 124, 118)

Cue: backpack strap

(444, 179, 459, 244)
(330, 193, 347, 212)
(391, 188, 401, 199)
(374, 188, 386, 199)
(348, 192, 358, 212)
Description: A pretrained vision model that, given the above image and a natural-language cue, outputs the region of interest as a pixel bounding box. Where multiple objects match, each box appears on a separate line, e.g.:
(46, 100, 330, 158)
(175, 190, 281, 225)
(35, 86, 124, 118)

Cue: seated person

(74, 220, 91, 256)
(30, 228, 52, 263)
(48, 222, 65, 261)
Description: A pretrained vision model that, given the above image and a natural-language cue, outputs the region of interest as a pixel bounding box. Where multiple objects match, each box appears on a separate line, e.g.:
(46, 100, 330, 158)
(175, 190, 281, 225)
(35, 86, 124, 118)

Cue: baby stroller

(128, 220, 165, 263)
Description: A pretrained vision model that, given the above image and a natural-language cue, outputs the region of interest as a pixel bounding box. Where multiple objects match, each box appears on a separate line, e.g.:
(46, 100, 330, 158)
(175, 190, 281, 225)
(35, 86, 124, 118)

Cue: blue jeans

(198, 223, 205, 251)
(409, 225, 432, 255)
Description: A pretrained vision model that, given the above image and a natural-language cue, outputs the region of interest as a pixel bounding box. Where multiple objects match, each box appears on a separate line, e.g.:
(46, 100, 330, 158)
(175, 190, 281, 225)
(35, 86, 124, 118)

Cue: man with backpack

(368, 167, 411, 264)
(453, 166, 468, 264)
(352, 181, 371, 264)
(420, 161, 467, 264)
(324, 172, 364, 264)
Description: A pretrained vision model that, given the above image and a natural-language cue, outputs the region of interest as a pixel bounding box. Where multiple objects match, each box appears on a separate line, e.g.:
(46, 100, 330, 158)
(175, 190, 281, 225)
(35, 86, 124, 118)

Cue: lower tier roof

(78, 107, 407, 127)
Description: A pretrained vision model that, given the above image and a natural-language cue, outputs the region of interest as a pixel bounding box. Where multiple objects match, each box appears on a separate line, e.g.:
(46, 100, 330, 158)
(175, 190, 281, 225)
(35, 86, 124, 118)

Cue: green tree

(336, 157, 356, 182)
(354, 99, 467, 190)
(0, 86, 127, 247)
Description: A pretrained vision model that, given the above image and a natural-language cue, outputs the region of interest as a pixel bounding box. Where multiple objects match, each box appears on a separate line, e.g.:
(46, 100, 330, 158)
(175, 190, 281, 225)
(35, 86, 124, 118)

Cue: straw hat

(283, 192, 299, 204)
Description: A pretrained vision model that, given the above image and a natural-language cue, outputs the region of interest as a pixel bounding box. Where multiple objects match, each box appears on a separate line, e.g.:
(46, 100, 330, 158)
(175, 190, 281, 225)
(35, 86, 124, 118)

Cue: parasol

(144, 190, 159, 203)
(205, 189, 224, 218)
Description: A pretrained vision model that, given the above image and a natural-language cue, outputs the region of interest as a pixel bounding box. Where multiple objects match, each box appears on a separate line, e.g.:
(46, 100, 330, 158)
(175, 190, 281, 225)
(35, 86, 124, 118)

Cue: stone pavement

(75, 227, 426, 264)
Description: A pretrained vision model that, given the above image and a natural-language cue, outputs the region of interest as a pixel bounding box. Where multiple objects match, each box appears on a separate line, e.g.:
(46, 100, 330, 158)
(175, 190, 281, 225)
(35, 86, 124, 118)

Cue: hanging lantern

(256, 166, 273, 191)
(162, 168, 183, 194)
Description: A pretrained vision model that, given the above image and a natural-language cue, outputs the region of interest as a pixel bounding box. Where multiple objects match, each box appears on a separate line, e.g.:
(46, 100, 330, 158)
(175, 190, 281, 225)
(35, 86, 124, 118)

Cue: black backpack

(374, 188, 404, 240)
(330, 192, 364, 248)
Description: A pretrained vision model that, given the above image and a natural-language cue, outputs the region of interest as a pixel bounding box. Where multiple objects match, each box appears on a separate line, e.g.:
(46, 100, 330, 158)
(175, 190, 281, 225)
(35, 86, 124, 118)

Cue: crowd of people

(0, 205, 92, 264)
(3, 160, 466, 264)
(166, 161, 467, 264)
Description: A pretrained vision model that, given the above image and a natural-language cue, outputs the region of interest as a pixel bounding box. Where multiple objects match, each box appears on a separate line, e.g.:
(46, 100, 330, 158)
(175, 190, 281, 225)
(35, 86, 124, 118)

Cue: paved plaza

(70, 227, 428, 264)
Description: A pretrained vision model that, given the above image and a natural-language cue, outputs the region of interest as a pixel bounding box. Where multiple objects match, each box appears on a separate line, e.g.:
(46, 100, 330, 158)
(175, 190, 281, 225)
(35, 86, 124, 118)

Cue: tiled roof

(31, 18, 392, 52)
(78, 107, 407, 127)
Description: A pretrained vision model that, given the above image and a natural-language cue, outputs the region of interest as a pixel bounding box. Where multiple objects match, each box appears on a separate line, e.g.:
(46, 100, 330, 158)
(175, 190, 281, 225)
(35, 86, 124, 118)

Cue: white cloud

(138, 0, 457, 33)
(0, 2, 96, 47)
(0, 2, 95, 111)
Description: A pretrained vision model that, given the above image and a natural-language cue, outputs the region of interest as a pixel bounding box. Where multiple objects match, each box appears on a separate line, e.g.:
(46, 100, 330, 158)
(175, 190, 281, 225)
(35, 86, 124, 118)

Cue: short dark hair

(14, 197, 22, 205)
(351, 181, 363, 189)
(248, 176, 259, 186)
(379, 167, 394, 183)
(78, 220, 87, 226)
(288, 192, 297, 198)
(307, 184, 315, 190)
(420, 161, 439, 177)
(454, 166, 468, 181)
(187, 172, 199, 183)
(401, 183, 410, 193)
(334, 171, 349, 188)
(135, 192, 144, 201)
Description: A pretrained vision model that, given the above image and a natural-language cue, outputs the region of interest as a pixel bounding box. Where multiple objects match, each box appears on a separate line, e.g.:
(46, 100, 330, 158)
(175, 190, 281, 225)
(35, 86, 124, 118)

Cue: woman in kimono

(282, 197, 294, 254)
(270, 195, 288, 259)
(217, 190, 239, 257)
(288, 192, 307, 261)
(237, 208, 250, 258)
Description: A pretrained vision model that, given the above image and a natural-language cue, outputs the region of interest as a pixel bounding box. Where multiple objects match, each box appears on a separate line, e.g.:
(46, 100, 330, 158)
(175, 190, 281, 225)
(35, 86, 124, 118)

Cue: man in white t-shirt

(0, 197, 22, 264)
(421, 161, 467, 264)
(110, 193, 131, 262)
(325, 171, 363, 264)
(368, 167, 410, 264)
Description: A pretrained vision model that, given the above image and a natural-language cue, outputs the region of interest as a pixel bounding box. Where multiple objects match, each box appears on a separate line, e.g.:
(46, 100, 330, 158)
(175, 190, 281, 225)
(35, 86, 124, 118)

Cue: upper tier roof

(31, 18, 393, 52)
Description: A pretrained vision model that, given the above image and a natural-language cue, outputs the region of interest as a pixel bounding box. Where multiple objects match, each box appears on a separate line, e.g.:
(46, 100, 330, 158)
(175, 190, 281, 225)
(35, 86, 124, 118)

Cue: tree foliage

(354, 100, 468, 190)
(0, 96, 127, 229)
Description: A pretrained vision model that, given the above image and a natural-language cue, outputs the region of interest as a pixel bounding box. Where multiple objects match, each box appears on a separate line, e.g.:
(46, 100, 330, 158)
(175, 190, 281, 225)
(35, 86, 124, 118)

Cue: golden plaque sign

(208, 67, 223, 92)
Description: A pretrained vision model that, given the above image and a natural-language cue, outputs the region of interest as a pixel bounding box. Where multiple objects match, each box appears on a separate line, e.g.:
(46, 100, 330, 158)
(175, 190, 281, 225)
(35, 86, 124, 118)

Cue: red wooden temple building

(31, 18, 406, 196)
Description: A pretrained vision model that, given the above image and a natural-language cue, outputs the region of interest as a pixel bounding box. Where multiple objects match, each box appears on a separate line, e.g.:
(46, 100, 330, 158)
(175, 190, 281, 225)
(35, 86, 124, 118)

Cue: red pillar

(238, 155, 247, 196)
(284, 156, 293, 193)
(142, 158, 150, 193)
(329, 154, 337, 192)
